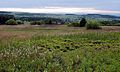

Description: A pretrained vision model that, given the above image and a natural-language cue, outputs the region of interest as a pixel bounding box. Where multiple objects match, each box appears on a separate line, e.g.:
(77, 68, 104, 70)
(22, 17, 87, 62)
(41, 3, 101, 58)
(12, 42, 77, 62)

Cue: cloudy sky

(0, 0, 120, 14)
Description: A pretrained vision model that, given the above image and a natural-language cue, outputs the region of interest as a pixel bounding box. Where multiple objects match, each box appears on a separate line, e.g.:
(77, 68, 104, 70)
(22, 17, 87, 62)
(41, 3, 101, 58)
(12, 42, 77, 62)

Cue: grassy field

(0, 25, 120, 72)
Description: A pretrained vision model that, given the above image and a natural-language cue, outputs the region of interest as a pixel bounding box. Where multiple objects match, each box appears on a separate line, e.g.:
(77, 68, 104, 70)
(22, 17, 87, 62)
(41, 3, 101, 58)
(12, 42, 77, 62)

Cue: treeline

(67, 19, 120, 27)
(67, 18, 101, 29)
(100, 20, 120, 26)
(17, 17, 64, 25)
(0, 14, 15, 24)
(67, 18, 120, 29)
(0, 14, 120, 26)
(0, 14, 64, 25)
(17, 17, 63, 22)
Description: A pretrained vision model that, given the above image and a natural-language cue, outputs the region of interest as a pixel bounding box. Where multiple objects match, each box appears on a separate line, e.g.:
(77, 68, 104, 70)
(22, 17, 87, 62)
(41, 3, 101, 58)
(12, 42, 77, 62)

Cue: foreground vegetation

(0, 25, 120, 72)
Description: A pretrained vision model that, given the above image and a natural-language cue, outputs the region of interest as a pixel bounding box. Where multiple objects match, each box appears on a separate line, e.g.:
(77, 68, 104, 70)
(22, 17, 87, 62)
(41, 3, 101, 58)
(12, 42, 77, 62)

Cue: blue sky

(0, 0, 120, 14)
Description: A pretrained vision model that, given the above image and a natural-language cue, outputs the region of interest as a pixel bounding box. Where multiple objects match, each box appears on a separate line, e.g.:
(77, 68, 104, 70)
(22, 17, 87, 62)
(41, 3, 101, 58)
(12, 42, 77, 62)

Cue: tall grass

(0, 32, 120, 72)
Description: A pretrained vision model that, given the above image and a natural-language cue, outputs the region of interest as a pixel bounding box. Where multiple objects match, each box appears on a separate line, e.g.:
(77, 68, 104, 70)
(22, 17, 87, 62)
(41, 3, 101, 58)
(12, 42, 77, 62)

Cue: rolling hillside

(0, 11, 120, 22)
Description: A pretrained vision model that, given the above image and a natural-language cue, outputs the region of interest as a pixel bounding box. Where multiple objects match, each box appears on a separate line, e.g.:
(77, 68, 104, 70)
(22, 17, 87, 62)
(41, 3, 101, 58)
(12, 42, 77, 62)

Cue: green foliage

(5, 19, 18, 25)
(86, 20, 101, 29)
(64, 22, 70, 25)
(80, 18, 87, 27)
(30, 21, 44, 25)
(16, 20, 23, 24)
(100, 20, 120, 26)
(0, 14, 15, 24)
(67, 22, 80, 27)
(45, 19, 52, 24)
(67, 18, 87, 27)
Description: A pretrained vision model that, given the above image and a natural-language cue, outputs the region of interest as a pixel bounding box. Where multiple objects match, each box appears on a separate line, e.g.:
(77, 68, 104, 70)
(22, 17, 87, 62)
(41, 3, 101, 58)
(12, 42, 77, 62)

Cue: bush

(16, 20, 23, 24)
(45, 19, 52, 24)
(80, 18, 87, 27)
(5, 19, 18, 25)
(30, 21, 44, 25)
(67, 22, 80, 27)
(86, 20, 101, 29)
(67, 18, 87, 27)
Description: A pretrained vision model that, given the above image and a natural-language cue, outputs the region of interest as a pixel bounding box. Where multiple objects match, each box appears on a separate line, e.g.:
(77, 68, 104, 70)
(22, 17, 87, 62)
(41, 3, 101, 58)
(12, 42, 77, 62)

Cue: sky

(0, 0, 120, 15)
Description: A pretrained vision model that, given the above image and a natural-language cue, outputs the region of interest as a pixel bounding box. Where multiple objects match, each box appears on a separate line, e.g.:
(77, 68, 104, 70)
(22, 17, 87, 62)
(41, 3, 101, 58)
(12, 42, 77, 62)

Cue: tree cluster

(0, 14, 15, 24)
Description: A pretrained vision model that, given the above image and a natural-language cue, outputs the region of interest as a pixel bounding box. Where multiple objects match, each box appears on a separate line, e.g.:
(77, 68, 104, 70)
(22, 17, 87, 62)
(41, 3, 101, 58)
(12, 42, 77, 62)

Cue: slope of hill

(0, 11, 120, 22)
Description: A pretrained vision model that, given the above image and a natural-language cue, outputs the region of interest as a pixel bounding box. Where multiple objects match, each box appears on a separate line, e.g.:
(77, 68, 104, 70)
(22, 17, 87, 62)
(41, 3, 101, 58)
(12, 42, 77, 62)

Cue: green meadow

(0, 25, 120, 72)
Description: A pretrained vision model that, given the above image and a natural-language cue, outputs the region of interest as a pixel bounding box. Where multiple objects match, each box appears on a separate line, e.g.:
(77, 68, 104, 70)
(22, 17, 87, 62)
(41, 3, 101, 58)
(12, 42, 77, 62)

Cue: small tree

(49, 20, 52, 24)
(5, 19, 18, 25)
(80, 18, 87, 27)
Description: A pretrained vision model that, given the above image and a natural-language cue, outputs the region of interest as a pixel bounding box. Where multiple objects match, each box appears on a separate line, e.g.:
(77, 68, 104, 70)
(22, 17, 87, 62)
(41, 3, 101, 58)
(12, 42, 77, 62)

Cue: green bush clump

(16, 20, 23, 24)
(5, 19, 18, 25)
(86, 20, 101, 29)
(67, 18, 87, 27)
(30, 21, 44, 25)
(67, 22, 80, 27)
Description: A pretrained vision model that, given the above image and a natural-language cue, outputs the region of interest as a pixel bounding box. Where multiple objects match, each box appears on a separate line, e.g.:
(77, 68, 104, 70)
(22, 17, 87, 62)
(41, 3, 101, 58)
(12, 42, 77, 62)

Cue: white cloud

(0, 7, 120, 14)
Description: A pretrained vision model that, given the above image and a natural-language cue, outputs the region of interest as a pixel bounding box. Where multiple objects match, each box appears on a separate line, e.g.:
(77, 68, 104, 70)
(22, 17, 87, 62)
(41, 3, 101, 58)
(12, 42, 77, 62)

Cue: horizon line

(0, 7, 120, 15)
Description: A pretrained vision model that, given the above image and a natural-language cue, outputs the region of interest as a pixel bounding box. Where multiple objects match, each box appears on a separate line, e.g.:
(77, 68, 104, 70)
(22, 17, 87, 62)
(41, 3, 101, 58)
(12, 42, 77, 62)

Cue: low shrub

(67, 22, 80, 27)
(30, 21, 44, 25)
(86, 20, 101, 29)
(16, 20, 23, 24)
(5, 19, 18, 25)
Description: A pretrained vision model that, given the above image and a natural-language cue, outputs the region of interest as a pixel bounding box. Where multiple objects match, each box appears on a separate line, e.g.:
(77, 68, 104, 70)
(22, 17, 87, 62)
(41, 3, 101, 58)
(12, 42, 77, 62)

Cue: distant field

(0, 25, 120, 72)
(0, 25, 120, 40)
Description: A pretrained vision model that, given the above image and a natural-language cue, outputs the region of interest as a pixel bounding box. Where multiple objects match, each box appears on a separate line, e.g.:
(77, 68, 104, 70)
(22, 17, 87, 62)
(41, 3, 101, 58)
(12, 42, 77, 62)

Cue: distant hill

(0, 11, 12, 14)
(83, 14, 120, 20)
(0, 11, 120, 22)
